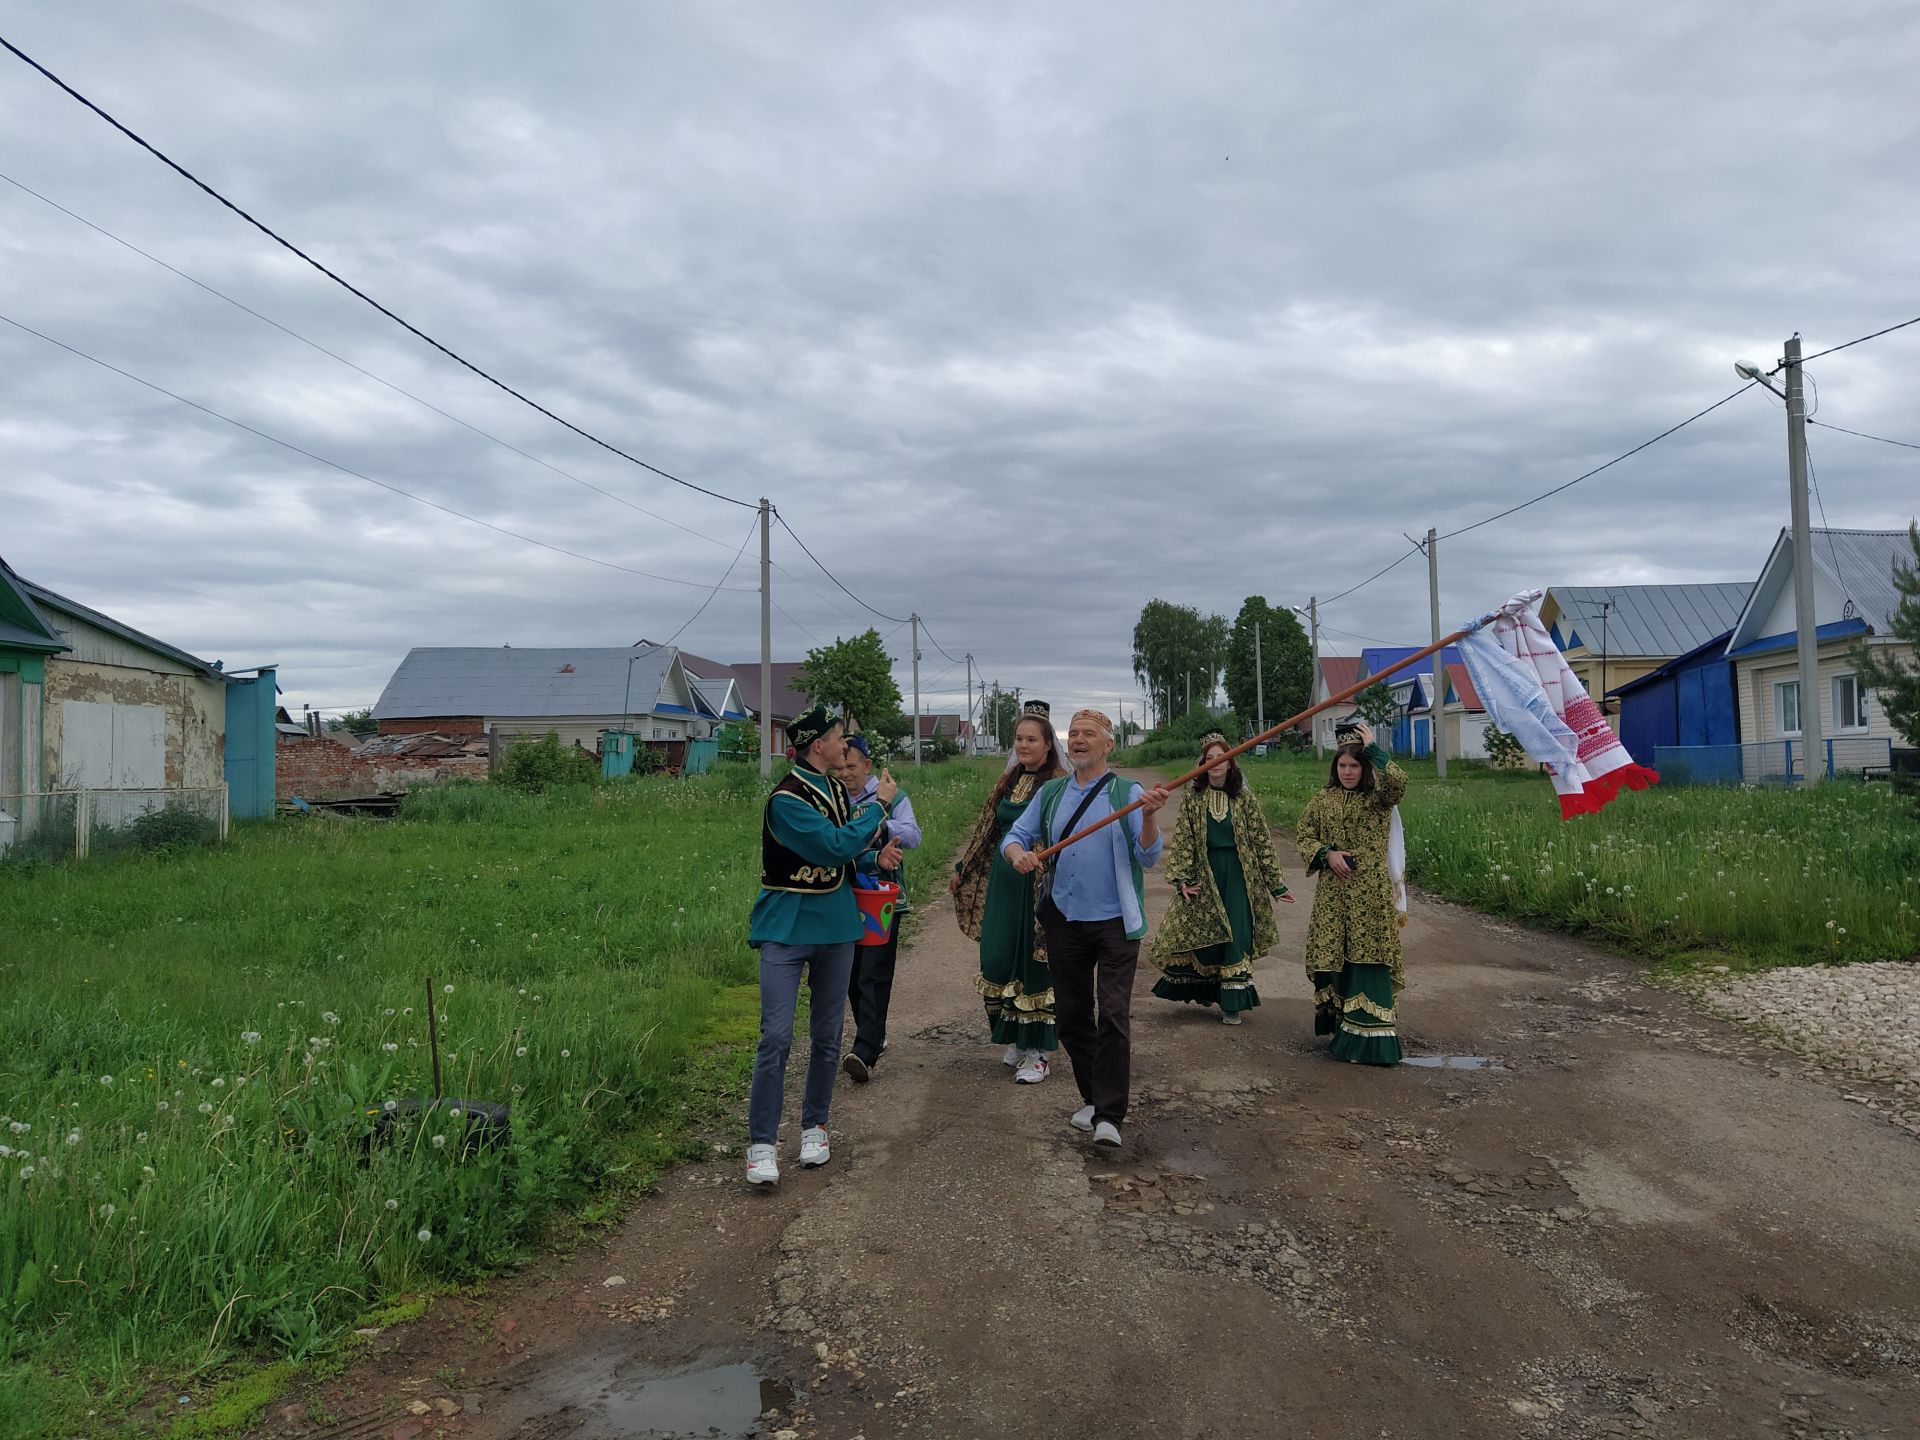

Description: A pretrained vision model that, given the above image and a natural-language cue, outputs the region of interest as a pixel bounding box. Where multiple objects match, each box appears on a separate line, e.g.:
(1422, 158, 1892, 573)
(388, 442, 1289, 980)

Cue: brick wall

(377, 716, 484, 737)
(276, 735, 489, 799)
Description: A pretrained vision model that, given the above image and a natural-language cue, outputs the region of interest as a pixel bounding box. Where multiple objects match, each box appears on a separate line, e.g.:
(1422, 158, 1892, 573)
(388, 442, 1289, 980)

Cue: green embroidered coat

(1150, 785, 1288, 969)
(1295, 749, 1409, 993)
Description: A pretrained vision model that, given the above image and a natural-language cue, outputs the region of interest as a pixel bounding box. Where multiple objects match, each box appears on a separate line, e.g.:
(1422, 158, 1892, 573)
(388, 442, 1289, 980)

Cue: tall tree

(794, 630, 908, 746)
(1851, 520, 1920, 760)
(1224, 597, 1312, 735)
(1132, 600, 1228, 724)
(981, 685, 1021, 748)
(1355, 681, 1400, 730)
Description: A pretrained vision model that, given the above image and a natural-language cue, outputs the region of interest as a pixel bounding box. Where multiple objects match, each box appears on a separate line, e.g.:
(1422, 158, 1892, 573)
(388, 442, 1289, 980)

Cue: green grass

(1160, 752, 1920, 970)
(0, 760, 995, 1438)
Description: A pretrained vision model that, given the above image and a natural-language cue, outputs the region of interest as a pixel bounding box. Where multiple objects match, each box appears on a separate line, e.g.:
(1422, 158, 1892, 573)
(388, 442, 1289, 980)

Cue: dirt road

(273, 776, 1920, 1439)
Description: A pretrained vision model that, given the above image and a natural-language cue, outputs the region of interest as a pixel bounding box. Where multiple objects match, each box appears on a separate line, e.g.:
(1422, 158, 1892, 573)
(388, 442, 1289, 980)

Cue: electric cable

(0, 310, 761, 592)
(772, 509, 910, 624)
(1802, 439, 1857, 620)
(916, 618, 965, 666)
(661, 515, 762, 646)
(1774, 314, 1920, 371)
(0, 36, 753, 510)
(1317, 544, 1425, 608)
(1809, 419, 1920, 453)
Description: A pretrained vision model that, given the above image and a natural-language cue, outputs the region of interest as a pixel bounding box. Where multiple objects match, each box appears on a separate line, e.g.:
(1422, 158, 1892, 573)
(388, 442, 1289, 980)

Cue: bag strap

(1047, 772, 1112, 849)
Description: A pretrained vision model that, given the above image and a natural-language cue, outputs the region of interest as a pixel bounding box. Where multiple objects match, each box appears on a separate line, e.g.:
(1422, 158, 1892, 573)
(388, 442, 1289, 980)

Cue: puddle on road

(1404, 1055, 1509, 1072)
(509, 1350, 792, 1439)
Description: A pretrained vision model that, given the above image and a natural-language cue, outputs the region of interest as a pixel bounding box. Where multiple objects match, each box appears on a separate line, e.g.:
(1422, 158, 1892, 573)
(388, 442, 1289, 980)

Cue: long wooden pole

(1034, 625, 1472, 862)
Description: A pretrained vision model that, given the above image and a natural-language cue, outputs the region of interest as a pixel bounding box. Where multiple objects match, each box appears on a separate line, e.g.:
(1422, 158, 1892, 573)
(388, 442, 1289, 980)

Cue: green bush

(1484, 724, 1526, 771)
(495, 733, 600, 792)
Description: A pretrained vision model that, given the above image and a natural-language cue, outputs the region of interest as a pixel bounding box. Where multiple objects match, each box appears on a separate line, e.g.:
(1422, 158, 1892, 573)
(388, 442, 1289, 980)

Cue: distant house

(1440, 662, 1491, 760)
(1360, 646, 1463, 758)
(911, 713, 971, 755)
(372, 644, 739, 768)
(1309, 656, 1365, 751)
(1540, 583, 1753, 721)
(636, 641, 809, 732)
(1, 554, 277, 824)
(1722, 528, 1912, 772)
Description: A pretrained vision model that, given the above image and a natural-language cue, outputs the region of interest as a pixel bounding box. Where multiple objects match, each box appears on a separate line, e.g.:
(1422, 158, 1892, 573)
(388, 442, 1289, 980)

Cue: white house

(1723, 528, 1912, 771)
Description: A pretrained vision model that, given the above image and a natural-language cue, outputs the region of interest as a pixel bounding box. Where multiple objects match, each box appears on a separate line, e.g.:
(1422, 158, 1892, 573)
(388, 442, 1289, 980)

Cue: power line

(1777, 314, 1920, 371)
(0, 35, 753, 511)
(917, 617, 964, 666)
(0, 169, 753, 555)
(1440, 383, 1758, 540)
(1809, 418, 1920, 453)
(0, 310, 761, 592)
(1802, 439, 1857, 620)
(770, 598, 822, 645)
(772, 509, 910, 624)
(1318, 544, 1424, 608)
(661, 515, 762, 646)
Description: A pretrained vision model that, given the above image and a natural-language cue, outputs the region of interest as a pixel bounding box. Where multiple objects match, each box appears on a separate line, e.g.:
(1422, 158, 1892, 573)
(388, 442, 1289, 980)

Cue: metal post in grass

(425, 975, 443, 1101)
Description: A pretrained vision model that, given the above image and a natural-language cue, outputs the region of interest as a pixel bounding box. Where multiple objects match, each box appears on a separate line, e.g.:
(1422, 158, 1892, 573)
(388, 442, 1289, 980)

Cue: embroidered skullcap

(1022, 698, 1051, 720)
(1070, 708, 1114, 737)
(786, 703, 839, 752)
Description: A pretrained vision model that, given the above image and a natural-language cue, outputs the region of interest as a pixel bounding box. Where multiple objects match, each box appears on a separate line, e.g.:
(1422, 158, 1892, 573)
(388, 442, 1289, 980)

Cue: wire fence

(0, 786, 229, 866)
(1653, 738, 1894, 787)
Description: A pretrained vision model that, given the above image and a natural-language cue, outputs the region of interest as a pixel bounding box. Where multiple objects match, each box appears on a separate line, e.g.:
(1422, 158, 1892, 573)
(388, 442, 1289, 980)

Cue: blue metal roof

(1726, 616, 1869, 661)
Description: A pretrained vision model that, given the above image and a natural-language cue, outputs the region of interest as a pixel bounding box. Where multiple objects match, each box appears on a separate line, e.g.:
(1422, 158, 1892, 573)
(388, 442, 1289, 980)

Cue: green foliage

(794, 630, 907, 742)
(495, 732, 600, 792)
(1223, 597, 1312, 730)
(920, 733, 962, 763)
(1354, 681, 1399, 728)
(1132, 599, 1228, 724)
(0, 762, 997, 1435)
(1196, 752, 1920, 969)
(329, 708, 378, 738)
(1483, 724, 1526, 771)
(1118, 706, 1239, 766)
(716, 720, 760, 759)
(980, 686, 1021, 749)
(1851, 519, 1920, 752)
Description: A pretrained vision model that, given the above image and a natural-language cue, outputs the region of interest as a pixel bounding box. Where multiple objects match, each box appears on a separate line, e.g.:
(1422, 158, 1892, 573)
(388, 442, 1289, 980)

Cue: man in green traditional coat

(745, 704, 896, 1186)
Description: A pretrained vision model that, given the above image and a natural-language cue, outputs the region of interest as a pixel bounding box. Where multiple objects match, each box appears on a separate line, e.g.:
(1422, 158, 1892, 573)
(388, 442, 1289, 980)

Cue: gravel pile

(1699, 960, 1920, 1136)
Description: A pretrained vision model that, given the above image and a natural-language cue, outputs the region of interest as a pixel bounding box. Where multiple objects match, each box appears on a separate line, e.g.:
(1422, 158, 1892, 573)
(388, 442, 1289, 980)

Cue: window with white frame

(1833, 673, 1869, 731)
(1775, 679, 1800, 736)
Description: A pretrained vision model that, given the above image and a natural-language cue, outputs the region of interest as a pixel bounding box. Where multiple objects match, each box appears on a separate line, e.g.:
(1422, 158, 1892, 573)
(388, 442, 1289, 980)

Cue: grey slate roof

(373, 646, 688, 720)
(1727, 527, 1913, 649)
(1548, 583, 1754, 658)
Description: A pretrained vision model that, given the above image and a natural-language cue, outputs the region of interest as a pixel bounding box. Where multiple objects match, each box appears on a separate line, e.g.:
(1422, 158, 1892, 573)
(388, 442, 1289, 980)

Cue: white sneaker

(798, 1126, 831, 1167)
(1069, 1104, 1095, 1132)
(746, 1144, 779, 1186)
(1002, 1043, 1022, 1067)
(1221, 1009, 1245, 1026)
(1093, 1121, 1123, 1148)
(1015, 1051, 1049, 1084)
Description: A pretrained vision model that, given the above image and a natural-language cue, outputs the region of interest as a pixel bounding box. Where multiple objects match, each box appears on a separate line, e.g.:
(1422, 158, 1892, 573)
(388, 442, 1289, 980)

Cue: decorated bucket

(853, 880, 901, 947)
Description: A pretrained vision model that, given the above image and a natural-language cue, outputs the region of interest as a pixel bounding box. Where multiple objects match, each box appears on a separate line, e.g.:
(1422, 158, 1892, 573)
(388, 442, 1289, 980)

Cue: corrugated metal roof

(1546, 583, 1753, 658)
(1812, 528, 1910, 632)
(374, 647, 686, 720)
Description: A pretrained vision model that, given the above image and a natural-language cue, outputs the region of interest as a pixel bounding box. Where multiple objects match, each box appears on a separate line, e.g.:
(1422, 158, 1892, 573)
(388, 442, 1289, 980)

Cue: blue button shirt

(1003, 770, 1162, 923)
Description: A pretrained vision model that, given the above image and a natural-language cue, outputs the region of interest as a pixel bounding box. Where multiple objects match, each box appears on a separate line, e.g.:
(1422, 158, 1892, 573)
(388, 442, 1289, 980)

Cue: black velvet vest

(761, 767, 851, 893)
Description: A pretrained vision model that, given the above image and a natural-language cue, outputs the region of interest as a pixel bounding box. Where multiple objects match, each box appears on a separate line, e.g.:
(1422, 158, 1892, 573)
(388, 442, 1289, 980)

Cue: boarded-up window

(60, 700, 166, 788)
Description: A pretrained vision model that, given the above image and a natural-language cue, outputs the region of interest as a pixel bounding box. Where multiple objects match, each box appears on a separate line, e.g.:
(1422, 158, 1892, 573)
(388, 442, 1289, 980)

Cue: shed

(1609, 630, 1738, 767)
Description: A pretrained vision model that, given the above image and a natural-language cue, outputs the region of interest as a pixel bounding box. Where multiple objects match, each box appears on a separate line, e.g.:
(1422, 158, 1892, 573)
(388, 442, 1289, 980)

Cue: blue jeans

(748, 941, 856, 1146)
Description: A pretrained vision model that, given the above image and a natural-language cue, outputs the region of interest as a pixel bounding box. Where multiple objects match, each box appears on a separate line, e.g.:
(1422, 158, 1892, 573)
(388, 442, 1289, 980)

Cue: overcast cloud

(3, 1, 1917, 727)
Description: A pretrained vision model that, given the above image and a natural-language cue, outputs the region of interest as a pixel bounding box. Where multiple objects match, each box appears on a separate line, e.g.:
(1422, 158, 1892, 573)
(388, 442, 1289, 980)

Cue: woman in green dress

(1150, 733, 1292, 1024)
(1295, 722, 1409, 1065)
(951, 703, 1066, 1083)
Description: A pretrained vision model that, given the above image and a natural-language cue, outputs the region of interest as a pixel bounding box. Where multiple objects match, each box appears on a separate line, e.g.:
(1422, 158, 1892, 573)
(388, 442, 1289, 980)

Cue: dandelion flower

(383, 1042, 399, 1054)
(431, 1134, 447, 1148)
(384, 1099, 398, 1112)
(18, 1166, 31, 1180)
(198, 1102, 214, 1115)
(100, 1203, 115, 1219)
(142, 1165, 155, 1178)
(0, 1146, 10, 1158)
(449, 1107, 463, 1118)
(322, 1011, 341, 1026)
(515, 1046, 528, 1058)
(6, 1122, 25, 1135)
(210, 1077, 225, 1088)
(241, 1031, 261, 1045)
(157, 1101, 170, 1112)
(416, 1228, 432, 1243)
(99, 1075, 114, 1087)
(385, 1198, 399, 1211)
(65, 1130, 80, 1146)
(443, 984, 454, 994)
(560, 1049, 570, 1059)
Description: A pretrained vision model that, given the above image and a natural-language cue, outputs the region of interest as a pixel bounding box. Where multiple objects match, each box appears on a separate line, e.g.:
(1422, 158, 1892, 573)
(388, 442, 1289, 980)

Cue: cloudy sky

(3, 1, 1916, 728)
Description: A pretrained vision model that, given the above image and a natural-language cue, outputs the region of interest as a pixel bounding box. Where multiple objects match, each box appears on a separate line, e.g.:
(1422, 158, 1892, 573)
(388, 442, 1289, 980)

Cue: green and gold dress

(1295, 745, 1409, 1065)
(1150, 783, 1289, 1017)
(953, 770, 1056, 1052)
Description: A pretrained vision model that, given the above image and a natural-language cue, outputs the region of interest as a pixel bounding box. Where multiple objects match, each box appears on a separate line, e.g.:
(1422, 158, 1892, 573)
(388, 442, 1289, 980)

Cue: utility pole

(1254, 620, 1265, 740)
(1599, 598, 1614, 720)
(1309, 595, 1322, 757)
(1427, 528, 1447, 777)
(965, 654, 974, 759)
(911, 613, 922, 767)
(1784, 335, 1823, 781)
(758, 498, 773, 778)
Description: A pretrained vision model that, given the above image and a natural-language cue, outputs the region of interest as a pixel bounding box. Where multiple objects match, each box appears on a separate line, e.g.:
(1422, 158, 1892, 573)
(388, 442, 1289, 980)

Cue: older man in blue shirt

(1004, 708, 1169, 1148)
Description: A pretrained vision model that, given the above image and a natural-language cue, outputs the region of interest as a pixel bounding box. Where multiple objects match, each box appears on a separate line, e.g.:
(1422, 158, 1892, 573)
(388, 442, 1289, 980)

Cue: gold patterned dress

(953, 771, 1056, 1052)
(1295, 745, 1408, 1065)
(1149, 784, 1289, 1017)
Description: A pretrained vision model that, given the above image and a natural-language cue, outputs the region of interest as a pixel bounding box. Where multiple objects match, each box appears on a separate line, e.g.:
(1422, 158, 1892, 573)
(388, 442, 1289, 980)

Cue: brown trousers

(1039, 899, 1139, 1126)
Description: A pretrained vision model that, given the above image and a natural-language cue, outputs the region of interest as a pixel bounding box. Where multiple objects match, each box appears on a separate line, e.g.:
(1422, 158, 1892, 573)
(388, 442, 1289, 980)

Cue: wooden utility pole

(758, 498, 773, 778)
(1783, 336, 1823, 781)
